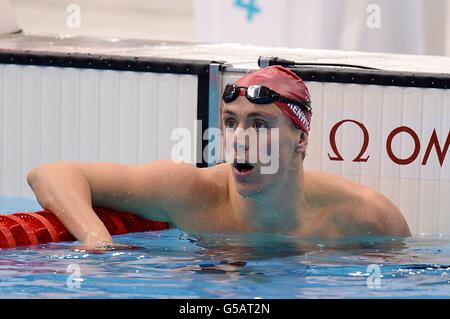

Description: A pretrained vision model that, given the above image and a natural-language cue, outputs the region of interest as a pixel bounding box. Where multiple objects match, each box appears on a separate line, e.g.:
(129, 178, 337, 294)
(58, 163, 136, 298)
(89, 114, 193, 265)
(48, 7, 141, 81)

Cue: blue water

(1, 196, 450, 298)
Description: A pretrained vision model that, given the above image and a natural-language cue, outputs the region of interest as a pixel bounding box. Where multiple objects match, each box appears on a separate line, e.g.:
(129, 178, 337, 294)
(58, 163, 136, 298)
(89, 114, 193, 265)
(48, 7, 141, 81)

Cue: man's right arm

(27, 160, 217, 247)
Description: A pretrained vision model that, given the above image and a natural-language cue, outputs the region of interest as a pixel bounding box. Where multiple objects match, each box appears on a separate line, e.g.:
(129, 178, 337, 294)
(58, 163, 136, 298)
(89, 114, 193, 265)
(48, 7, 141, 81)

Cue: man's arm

(27, 160, 218, 246)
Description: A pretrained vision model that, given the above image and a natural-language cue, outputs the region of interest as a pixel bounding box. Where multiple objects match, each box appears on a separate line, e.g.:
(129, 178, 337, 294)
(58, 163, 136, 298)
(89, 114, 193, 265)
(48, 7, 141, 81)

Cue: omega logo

(328, 119, 450, 167)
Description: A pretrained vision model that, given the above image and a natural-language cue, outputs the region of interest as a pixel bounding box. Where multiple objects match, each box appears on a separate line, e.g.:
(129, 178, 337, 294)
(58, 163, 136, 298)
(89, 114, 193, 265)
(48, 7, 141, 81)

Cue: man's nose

(233, 127, 250, 151)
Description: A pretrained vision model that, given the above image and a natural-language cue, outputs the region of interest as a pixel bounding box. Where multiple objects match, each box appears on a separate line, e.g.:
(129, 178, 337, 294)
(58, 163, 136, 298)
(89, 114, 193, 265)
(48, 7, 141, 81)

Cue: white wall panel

(21, 66, 42, 196)
(60, 68, 80, 161)
(2, 65, 22, 196)
(0, 65, 198, 198)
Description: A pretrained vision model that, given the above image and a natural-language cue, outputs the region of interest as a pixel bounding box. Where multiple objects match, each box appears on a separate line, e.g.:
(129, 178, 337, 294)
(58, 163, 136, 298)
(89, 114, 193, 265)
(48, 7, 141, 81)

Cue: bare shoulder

(361, 190, 412, 237)
(197, 163, 230, 198)
(304, 170, 411, 237)
(122, 160, 229, 217)
(174, 162, 231, 209)
(152, 160, 229, 205)
(160, 162, 231, 231)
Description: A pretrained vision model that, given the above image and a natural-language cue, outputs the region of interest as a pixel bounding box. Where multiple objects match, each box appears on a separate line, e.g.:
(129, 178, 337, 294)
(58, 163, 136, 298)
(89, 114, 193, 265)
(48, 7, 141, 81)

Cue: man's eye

(224, 119, 236, 128)
(253, 120, 268, 130)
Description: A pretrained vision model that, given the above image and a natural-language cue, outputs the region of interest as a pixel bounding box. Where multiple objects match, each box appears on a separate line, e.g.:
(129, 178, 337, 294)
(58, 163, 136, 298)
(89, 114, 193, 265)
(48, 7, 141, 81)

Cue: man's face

(221, 96, 307, 198)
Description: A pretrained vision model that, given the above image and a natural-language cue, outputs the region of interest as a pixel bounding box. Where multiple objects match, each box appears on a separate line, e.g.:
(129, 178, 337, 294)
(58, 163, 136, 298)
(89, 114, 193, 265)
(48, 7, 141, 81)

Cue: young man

(27, 66, 411, 248)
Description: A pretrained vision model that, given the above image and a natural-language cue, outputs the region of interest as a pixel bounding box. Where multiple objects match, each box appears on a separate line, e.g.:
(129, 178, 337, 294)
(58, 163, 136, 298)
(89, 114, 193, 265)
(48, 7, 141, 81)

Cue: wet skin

(27, 97, 411, 248)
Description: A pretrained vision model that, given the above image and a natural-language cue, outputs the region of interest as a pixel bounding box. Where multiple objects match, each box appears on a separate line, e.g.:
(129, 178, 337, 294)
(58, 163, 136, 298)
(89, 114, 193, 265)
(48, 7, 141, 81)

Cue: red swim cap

(236, 65, 312, 133)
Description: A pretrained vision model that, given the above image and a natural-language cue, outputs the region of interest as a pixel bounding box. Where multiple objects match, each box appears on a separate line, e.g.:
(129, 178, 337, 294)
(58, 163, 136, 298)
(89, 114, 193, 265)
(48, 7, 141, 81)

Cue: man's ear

(295, 131, 308, 156)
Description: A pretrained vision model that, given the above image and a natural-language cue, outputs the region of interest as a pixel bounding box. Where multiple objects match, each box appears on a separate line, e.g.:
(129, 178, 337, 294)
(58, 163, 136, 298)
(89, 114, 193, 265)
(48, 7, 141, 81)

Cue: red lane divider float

(0, 207, 170, 249)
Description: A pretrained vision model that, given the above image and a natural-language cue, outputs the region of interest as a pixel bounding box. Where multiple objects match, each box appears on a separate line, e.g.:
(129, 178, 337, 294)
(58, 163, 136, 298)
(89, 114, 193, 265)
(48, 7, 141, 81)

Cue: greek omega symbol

(328, 120, 370, 162)
(327, 119, 450, 167)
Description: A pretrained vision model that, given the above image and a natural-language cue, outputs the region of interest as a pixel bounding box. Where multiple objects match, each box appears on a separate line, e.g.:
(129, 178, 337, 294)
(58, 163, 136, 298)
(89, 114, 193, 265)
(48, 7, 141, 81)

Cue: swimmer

(27, 66, 411, 248)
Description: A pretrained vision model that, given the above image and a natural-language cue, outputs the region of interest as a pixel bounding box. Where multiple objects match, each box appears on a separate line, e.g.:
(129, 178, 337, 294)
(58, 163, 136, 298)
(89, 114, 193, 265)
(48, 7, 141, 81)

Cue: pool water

(1, 196, 450, 298)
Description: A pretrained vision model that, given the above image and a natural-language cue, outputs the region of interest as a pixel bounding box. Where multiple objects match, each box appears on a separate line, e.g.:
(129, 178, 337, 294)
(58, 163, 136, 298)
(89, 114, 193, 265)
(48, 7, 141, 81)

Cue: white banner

(195, 0, 449, 55)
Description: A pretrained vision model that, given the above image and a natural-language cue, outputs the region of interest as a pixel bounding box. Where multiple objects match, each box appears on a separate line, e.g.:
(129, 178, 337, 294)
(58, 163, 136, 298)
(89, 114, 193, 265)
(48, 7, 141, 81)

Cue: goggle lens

(246, 86, 276, 104)
(222, 84, 239, 103)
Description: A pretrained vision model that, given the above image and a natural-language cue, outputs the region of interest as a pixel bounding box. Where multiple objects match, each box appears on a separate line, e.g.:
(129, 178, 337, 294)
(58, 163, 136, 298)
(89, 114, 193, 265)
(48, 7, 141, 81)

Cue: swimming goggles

(222, 84, 312, 112)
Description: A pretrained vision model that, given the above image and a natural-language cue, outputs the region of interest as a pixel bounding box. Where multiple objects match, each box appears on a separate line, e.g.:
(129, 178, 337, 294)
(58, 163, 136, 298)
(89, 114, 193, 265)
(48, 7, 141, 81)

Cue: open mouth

(233, 161, 255, 174)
